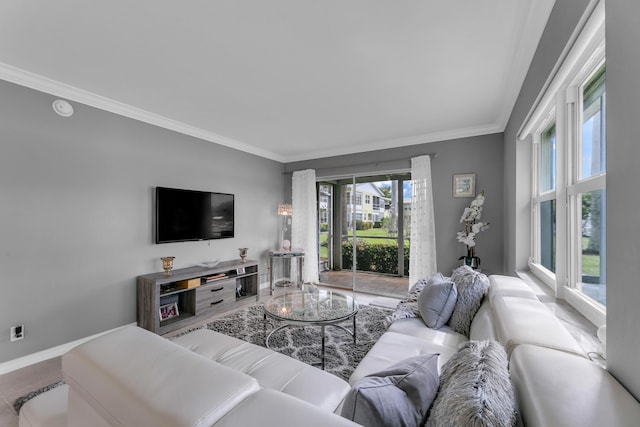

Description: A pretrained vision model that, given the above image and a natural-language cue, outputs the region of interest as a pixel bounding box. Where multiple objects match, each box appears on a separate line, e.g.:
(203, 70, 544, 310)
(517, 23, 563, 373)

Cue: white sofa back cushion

(491, 296, 587, 358)
(469, 299, 496, 341)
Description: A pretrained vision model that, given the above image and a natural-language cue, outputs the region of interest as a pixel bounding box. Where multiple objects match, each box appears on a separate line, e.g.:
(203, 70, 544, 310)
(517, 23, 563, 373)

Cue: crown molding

(0, 62, 285, 163)
(0, 62, 509, 165)
(282, 122, 503, 163)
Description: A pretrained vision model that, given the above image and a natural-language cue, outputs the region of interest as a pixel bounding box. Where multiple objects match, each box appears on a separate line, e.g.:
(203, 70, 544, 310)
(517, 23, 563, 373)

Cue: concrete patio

(319, 270, 409, 299)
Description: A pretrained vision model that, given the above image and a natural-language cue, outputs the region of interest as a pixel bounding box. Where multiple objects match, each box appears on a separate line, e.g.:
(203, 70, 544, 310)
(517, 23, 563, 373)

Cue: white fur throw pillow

(447, 266, 489, 336)
(426, 340, 516, 427)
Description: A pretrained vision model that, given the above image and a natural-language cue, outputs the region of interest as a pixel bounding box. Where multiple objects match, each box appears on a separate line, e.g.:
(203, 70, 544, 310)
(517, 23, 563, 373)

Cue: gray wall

(0, 80, 284, 363)
(285, 133, 504, 277)
(606, 0, 640, 400)
(503, 0, 592, 274)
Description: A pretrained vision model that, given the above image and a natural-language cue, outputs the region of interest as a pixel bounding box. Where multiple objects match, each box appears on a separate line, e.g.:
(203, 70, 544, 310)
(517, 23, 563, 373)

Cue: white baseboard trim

(0, 322, 136, 376)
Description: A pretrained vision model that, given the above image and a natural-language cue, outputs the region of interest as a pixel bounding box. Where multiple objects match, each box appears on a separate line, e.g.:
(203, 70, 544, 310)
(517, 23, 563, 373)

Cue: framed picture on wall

(453, 173, 476, 198)
(159, 302, 179, 321)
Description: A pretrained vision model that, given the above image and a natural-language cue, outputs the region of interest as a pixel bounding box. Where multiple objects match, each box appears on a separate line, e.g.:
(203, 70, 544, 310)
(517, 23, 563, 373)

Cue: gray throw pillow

(426, 340, 516, 427)
(447, 266, 489, 336)
(386, 272, 447, 325)
(341, 354, 440, 427)
(418, 281, 457, 329)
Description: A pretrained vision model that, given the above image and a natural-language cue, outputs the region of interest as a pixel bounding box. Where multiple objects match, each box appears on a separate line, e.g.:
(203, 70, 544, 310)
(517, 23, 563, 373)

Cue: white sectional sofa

(19, 272, 640, 426)
(20, 324, 358, 427)
(352, 273, 640, 426)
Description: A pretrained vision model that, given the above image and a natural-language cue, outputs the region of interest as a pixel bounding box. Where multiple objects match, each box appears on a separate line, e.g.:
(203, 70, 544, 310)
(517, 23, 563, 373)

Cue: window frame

(521, 0, 605, 325)
(531, 111, 558, 289)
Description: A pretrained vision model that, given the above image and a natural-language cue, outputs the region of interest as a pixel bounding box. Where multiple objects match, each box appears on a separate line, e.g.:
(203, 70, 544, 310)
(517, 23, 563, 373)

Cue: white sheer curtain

(291, 169, 319, 284)
(409, 155, 437, 286)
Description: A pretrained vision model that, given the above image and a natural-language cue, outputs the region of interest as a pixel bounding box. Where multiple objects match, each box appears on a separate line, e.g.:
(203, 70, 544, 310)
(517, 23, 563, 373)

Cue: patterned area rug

(204, 304, 391, 381)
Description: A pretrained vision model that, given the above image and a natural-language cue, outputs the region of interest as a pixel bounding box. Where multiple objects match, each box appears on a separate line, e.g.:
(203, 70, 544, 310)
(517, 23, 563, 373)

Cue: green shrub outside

(342, 240, 409, 275)
(355, 220, 374, 231)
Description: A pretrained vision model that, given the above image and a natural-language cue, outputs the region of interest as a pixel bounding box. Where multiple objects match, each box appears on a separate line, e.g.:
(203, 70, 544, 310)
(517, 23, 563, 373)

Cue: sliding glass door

(318, 174, 410, 297)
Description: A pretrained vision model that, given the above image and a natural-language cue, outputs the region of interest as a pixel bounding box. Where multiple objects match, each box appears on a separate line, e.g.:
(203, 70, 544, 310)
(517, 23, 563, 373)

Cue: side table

(269, 250, 304, 294)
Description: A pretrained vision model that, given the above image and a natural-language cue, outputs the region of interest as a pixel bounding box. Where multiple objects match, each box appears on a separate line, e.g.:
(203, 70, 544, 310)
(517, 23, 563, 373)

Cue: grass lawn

(582, 236, 600, 276)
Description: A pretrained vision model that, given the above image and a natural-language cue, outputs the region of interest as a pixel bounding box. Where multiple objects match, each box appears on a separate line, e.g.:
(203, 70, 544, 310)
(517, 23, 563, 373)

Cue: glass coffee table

(263, 288, 359, 370)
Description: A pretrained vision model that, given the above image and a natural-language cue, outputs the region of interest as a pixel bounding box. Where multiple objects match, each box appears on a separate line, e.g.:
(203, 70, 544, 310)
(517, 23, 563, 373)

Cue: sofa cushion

(349, 331, 460, 386)
(426, 340, 516, 427)
(510, 344, 640, 427)
(387, 318, 468, 346)
(447, 266, 489, 336)
(491, 296, 587, 359)
(418, 280, 457, 329)
(488, 274, 538, 304)
(341, 354, 439, 427)
(18, 384, 68, 427)
(469, 299, 496, 341)
(173, 329, 350, 412)
(216, 389, 361, 427)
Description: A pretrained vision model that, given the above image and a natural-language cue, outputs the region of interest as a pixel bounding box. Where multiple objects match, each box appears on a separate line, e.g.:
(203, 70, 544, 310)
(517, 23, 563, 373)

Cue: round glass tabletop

(263, 289, 359, 324)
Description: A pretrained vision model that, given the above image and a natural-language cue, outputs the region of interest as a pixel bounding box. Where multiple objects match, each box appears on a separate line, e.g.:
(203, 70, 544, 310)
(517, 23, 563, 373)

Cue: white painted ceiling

(0, 1, 554, 162)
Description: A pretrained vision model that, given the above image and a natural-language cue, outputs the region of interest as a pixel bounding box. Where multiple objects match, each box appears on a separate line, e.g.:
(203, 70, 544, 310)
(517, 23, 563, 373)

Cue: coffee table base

(263, 316, 357, 370)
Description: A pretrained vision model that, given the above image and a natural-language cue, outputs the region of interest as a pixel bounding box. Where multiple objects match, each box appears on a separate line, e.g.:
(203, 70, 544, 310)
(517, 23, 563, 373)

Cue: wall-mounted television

(155, 187, 234, 243)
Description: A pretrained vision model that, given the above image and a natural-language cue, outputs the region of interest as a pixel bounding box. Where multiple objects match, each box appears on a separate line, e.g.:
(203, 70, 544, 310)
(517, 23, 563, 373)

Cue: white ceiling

(0, 1, 554, 163)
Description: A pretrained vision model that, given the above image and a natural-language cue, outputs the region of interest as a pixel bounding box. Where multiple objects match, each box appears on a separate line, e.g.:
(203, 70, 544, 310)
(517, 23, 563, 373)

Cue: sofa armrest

(63, 326, 260, 427)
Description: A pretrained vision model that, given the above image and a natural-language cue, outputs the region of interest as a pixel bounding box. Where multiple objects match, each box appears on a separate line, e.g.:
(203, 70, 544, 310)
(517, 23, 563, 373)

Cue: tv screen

(155, 187, 234, 243)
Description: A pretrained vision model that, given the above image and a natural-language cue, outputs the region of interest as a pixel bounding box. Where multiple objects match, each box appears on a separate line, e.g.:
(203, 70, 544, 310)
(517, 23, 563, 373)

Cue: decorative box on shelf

(177, 278, 200, 289)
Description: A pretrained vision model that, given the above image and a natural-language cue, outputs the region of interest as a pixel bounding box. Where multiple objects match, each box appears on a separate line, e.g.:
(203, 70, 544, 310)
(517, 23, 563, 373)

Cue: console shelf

(137, 259, 259, 335)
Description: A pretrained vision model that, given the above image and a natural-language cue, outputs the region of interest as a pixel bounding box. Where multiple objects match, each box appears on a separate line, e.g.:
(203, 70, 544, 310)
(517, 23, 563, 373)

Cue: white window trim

(521, 0, 605, 326)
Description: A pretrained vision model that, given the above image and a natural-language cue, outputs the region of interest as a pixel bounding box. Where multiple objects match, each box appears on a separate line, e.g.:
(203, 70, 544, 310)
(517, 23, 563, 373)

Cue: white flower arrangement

(457, 191, 489, 266)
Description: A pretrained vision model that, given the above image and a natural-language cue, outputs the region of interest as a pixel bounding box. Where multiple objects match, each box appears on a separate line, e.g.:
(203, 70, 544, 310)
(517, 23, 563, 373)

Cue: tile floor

(0, 277, 604, 426)
(0, 357, 64, 427)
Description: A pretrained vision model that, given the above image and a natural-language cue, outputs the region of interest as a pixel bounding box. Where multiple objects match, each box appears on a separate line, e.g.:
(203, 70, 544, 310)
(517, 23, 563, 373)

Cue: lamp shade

(278, 203, 293, 216)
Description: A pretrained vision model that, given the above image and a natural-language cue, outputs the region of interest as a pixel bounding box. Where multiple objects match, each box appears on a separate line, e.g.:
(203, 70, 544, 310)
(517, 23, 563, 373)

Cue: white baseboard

(0, 322, 136, 376)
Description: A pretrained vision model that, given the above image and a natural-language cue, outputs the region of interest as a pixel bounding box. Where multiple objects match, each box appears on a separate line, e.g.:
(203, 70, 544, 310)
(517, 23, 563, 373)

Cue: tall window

(536, 123, 557, 273)
(531, 65, 606, 308)
(573, 67, 606, 305)
(524, 1, 605, 324)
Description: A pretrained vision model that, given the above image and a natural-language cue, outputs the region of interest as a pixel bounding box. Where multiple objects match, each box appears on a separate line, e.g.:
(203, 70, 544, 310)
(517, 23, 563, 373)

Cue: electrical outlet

(10, 324, 24, 342)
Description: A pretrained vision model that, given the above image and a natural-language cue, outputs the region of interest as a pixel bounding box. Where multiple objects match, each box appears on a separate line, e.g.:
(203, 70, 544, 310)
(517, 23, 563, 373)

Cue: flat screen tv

(155, 187, 234, 243)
